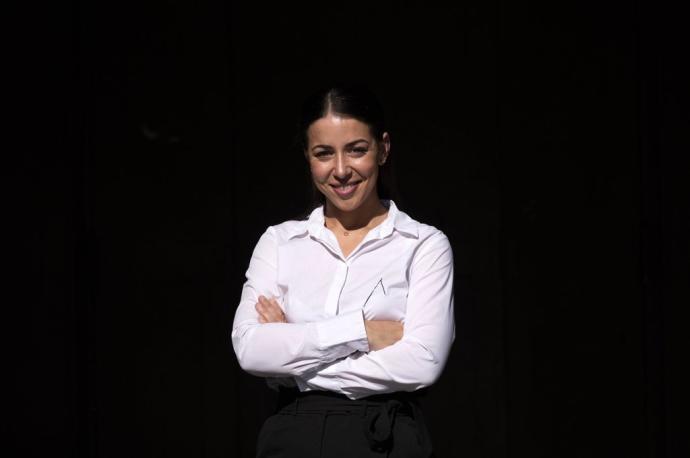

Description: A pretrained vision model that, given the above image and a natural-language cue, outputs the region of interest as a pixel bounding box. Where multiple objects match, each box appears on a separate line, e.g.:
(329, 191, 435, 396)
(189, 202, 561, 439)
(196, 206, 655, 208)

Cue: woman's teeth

(332, 181, 360, 196)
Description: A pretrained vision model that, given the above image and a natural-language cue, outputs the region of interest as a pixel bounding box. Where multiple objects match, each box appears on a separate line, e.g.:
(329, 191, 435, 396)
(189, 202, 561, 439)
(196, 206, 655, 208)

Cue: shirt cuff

(315, 309, 370, 354)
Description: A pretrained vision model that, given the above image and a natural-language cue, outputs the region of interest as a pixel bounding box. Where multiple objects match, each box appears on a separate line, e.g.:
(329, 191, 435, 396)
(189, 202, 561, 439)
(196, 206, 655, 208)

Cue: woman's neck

(324, 194, 388, 232)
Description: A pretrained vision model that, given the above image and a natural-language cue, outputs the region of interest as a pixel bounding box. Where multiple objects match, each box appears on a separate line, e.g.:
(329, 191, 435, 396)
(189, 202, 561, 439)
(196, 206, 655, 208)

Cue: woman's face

(305, 113, 390, 214)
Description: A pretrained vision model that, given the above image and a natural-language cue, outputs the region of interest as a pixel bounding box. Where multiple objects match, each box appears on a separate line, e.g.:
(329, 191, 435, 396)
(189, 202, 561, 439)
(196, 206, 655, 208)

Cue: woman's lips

(331, 181, 361, 198)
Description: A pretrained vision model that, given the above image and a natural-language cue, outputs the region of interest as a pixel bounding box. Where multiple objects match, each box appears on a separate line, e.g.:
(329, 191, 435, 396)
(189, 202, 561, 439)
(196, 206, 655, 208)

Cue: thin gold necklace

(325, 219, 366, 236)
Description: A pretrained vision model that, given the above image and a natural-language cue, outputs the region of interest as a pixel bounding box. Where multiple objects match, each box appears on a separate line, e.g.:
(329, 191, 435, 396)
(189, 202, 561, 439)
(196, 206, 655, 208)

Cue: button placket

(324, 262, 348, 316)
(317, 224, 389, 316)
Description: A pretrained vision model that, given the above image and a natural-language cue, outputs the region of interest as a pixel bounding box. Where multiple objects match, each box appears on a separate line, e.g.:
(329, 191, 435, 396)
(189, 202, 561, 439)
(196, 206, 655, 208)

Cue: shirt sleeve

(296, 231, 456, 400)
(231, 226, 370, 378)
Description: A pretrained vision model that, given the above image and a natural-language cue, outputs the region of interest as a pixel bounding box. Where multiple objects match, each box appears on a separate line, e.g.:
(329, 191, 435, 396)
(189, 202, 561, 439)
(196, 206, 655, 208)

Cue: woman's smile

(331, 180, 362, 198)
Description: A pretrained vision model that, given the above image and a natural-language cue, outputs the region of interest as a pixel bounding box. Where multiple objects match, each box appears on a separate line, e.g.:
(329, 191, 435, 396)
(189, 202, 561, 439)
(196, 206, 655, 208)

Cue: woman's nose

(333, 152, 351, 178)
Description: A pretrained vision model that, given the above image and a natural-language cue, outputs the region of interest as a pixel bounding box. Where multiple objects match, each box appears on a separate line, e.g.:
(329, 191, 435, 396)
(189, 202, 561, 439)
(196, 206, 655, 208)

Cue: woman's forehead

(307, 114, 373, 144)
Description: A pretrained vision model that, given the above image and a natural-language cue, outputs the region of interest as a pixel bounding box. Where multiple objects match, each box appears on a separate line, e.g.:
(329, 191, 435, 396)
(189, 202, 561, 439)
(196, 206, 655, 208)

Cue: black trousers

(256, 388, 434, 458)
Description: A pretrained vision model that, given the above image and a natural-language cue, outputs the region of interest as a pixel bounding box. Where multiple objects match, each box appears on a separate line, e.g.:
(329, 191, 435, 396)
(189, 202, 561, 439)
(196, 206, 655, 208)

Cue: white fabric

(231, 199, 455, 400)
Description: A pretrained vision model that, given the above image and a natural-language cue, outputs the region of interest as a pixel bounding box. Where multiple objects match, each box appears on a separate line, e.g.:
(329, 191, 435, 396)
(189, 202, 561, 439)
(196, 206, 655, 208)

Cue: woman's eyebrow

(346, 138, 370, 147)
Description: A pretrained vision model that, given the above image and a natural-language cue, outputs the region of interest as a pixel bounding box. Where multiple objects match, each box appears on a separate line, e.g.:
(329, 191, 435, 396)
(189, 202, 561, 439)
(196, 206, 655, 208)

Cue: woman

(231, 83, 455, 457)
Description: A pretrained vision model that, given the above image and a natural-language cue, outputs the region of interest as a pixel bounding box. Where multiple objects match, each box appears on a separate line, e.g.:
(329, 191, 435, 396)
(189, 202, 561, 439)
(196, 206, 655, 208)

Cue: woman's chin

(326, 194, 364, 212)
(328, 199, 358, 212)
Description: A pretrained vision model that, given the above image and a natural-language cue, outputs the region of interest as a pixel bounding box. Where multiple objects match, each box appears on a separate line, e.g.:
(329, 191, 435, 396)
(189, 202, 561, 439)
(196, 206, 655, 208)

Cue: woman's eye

(314, 151, 331, 157)
(352, 148, 368, 154)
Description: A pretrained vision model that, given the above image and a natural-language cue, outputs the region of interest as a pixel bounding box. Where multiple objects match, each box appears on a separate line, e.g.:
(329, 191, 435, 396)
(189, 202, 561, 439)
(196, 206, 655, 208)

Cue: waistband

(275, 387, 428, 453)
(276, 387, 426, 415)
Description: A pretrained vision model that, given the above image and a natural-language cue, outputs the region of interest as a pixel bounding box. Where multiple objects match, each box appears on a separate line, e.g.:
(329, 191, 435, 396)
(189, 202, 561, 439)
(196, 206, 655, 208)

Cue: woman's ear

(379, 132, 391, 165)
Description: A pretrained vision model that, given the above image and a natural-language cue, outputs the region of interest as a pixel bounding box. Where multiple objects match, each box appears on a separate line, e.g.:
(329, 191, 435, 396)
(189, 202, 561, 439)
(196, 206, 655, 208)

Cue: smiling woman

(298, 83, 398, 216)
(231, 83, 455, 457)
(306, 114, 389, 233)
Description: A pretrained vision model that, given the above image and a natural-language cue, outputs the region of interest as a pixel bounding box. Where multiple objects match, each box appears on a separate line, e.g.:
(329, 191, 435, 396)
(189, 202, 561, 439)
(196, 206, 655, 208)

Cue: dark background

(9, 1, 688, 457)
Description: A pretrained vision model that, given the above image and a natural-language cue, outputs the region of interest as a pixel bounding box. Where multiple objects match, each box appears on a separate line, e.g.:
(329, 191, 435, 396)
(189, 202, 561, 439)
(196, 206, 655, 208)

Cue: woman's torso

(273, 200, 426, 324)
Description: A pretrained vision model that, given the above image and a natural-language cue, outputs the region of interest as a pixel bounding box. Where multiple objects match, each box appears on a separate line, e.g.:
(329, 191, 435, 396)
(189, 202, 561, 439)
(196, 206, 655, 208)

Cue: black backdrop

(10, 1, 688, 457)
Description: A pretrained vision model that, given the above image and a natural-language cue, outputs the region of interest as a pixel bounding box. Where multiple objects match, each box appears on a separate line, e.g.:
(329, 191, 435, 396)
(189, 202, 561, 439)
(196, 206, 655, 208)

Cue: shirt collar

(287, 199, 419, 241)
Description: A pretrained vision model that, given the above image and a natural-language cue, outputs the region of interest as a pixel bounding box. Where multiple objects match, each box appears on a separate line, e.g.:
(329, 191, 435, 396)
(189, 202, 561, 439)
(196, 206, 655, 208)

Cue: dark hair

(293, 82, 401, 219)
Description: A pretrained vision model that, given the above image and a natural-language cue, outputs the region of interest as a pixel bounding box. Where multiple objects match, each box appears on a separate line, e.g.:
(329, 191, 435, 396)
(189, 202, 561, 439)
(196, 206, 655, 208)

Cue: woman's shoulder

(261, 216, 311, 244)
(393, 203, 448, 243)
(397, 211, 453, 267)
(393, 206, 453, 266)
(259, 203, 322, 243)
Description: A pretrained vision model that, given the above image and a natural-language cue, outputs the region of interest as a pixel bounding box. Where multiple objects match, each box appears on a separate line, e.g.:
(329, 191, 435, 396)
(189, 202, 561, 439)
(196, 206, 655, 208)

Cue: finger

(257, 296, 287, 323)
(265, 306, 283, 322)
(259, 296, 272, 308)
(255, 302, 272, 323)
(264, 297, 283, 315)
(259, 295, 276, 308)
(259, 304, 281, 323)
(265, 296, 279, 309)
(269, 309, 286, 323)
(258, 296, 276, 309)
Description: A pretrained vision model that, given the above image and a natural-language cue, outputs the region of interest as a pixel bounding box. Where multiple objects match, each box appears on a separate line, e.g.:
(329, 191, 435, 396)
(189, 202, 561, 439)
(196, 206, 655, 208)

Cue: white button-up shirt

(231, 199, 455, 400)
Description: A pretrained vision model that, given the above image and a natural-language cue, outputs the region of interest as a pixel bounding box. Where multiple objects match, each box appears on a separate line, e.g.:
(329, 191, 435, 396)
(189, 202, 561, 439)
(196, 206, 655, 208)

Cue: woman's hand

(364, 320, 403, 351)
(254, 295, 402, 351)
(255, 295, 287, 324)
